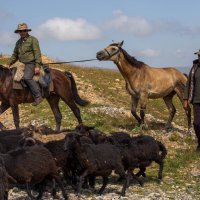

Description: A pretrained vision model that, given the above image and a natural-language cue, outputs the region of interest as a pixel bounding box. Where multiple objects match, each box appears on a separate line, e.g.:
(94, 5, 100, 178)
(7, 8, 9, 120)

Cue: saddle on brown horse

(12, 63, 53, 92)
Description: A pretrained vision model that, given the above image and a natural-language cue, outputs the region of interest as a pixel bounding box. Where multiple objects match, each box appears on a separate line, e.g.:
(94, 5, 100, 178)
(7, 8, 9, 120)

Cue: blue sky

(1, 0, 200, 69)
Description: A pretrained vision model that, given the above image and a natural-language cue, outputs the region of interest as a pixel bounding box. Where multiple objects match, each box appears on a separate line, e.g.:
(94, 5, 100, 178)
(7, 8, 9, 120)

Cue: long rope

(44, 58, 98, 65)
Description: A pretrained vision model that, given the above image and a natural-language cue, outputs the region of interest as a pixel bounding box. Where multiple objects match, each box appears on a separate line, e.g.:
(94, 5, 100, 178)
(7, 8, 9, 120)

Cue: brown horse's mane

(120, 48, 145, 68)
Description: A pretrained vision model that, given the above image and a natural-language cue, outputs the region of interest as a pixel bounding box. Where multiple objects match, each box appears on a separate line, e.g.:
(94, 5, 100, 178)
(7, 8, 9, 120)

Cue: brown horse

(0, 65, 89, 131)
(96, 41, 191, 131)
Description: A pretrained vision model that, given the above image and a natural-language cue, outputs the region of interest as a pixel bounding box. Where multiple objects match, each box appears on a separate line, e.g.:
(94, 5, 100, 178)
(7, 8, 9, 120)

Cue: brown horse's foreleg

(11, 105, 20, 129)
(47, 95, 62, 131)
(163, 92, 176, 130)
(0, 102, 10, 130)
(131, 97, 141, 124)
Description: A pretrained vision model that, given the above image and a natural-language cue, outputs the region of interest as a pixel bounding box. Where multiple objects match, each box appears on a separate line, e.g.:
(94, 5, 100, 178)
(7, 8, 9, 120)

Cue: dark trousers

(23, 63, 41, 99)
(193, 103, 200, 145)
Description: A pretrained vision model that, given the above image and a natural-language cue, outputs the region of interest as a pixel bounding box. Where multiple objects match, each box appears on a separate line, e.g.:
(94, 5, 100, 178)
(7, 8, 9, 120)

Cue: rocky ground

(7, 169, 199, 200)
(7, 184, 198, 200)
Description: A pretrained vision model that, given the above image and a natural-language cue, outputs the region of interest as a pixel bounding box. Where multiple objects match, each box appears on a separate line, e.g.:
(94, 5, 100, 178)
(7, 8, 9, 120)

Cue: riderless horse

(96, 41, 191, 131)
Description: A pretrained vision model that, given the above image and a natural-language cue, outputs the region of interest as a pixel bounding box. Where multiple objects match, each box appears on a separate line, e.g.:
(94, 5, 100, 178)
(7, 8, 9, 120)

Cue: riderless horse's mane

(120, 48, 145, 68)
(110, 43, 145, 68)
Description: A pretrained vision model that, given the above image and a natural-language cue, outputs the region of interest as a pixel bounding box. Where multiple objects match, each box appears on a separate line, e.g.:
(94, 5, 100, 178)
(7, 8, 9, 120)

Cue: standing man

(184, 49, 200, 152)
(7, 23, 43, 106)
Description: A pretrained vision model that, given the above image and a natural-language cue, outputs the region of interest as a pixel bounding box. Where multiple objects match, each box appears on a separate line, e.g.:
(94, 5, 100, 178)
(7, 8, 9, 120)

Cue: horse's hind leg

(163, 92, 176, 130)
(62, 98, 83, 125)
(47, 95, 62, 131)
(174, 87, 192, 131)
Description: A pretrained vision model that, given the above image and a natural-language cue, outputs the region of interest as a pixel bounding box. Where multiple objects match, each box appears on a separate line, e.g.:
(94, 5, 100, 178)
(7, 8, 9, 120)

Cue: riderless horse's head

(96, 41, 124, 62)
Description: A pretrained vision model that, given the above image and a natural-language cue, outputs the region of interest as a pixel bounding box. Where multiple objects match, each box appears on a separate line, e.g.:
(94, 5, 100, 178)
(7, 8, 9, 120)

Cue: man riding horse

(7, 22, 43, 106)
(0, 23, 89, 130)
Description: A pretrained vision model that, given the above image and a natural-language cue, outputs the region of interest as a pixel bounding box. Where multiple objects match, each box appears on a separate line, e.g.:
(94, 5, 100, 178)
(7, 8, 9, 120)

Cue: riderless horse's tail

(64, 71, 90, 106)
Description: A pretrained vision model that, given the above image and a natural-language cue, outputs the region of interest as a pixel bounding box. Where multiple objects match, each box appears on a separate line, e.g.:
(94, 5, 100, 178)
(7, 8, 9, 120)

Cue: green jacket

(184, 61, 200, 103)
(8, 35, 42, 67)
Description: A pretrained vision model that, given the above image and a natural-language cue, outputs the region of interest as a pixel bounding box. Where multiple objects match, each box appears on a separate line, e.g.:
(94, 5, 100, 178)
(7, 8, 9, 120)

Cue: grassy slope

(0, 58, 200, 197)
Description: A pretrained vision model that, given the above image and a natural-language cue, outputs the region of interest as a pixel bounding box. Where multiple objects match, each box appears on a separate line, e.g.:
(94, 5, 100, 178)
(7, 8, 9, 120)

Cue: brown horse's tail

(64, 71, 90, 106)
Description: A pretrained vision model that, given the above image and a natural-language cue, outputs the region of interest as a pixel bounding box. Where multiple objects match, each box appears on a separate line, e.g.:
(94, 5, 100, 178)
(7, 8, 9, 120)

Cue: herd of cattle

(0, 124, 167, 199)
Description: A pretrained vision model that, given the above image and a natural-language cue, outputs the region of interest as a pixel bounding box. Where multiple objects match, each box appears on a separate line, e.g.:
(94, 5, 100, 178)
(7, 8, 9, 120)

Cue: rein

(44, 58, 98, 65)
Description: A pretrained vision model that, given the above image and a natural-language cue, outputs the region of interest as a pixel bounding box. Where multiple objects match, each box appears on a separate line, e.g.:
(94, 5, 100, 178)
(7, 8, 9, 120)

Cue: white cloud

(105, 10, 200, 37)
(140, 49, 160, 57)
(35, 17, 101, 41)
(105, 11, 153, 36)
